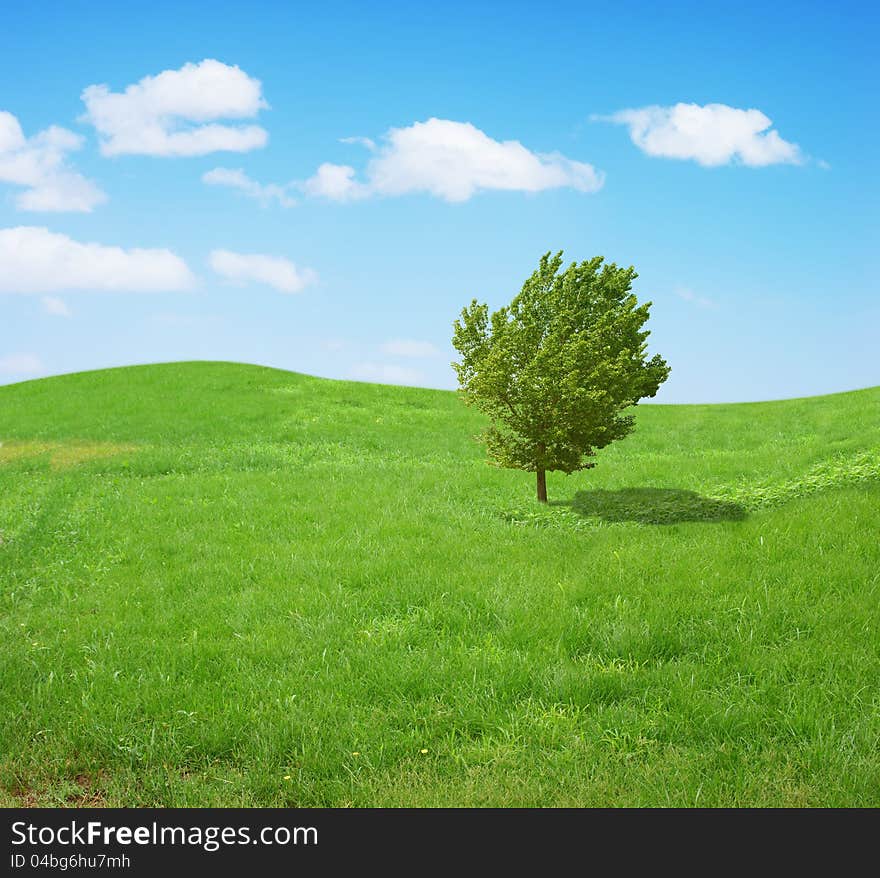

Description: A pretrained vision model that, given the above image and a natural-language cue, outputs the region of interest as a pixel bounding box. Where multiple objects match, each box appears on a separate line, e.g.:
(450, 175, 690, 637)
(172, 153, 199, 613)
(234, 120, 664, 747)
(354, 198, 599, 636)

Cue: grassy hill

(1, 361, 878, 806)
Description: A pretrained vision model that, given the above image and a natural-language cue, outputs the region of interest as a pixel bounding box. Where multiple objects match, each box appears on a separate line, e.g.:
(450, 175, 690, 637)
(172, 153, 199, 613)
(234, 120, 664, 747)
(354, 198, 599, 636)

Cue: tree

(452, 252, 670, 503)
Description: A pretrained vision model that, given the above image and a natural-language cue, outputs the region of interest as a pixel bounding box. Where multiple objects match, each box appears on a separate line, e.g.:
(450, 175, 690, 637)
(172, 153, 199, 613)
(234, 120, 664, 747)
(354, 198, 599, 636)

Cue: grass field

(1, 361, 878, 807)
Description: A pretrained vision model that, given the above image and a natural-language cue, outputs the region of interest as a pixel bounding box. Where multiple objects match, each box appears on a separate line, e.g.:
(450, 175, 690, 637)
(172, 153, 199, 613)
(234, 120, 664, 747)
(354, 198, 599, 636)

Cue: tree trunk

(536, 468, 547, 503)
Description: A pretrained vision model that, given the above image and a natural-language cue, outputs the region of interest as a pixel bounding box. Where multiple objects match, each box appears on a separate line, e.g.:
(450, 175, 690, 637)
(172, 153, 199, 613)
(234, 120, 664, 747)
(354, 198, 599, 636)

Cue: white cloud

(209, 249, 317, 293)
(202, 168, 296, 207)
(350, 362, 426, 386)
(202, 167, 296, 207)
(597, 103, 804, 167)
(0, 111, 106, 212)
(380, 339, 439, 358)
(42, 295, 71, 317)
(675, 286, 718, 309)
(0, 353, 43, 377)
(302, 162, 367, 201)
(339, 136, 377, 151)
(0, 226, 195, 294)
(81, 59, 269, 157)
(303, 118, 604, 202)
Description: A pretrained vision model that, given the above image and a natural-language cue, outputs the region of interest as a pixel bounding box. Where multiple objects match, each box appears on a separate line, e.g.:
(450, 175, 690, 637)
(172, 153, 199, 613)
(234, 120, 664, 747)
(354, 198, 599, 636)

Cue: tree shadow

(555, 487, 747, 525)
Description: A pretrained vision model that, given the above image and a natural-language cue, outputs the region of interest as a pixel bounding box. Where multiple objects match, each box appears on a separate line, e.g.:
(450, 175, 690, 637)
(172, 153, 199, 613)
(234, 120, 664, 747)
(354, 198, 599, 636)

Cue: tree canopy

(452, 251, 670, 501)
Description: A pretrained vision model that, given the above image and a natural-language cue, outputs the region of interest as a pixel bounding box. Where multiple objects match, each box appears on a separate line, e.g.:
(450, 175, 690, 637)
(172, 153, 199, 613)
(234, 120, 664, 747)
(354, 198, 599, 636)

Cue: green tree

(452, 251, 670, 503)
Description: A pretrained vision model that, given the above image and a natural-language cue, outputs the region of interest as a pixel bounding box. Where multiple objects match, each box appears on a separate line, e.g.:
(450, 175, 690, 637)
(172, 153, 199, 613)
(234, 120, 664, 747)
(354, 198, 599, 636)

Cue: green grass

(1, 361, 878, 807)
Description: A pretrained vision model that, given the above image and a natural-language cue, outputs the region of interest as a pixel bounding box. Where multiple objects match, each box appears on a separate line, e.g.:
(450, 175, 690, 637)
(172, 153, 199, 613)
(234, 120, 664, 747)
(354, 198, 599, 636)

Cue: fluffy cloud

(598, 103, 804, 167)
(202, 167, 296, 207)
(302, 162, 367, 201)
(0, 111, 106, 212)
(350, 362, 426, 386)
(380, 339, 439, 358)
(303, 118, 604, 202)
(0, 226, 195, 293)
(42, 295, 72, 317)
(209, 249, 317, 293)
(81, 59, 269, 157)
(0, 353, 43, 377)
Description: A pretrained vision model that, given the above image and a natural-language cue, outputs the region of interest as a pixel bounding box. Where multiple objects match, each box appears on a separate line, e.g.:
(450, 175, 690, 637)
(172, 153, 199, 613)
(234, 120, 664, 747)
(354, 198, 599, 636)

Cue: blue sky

(1, 0, 877, 401)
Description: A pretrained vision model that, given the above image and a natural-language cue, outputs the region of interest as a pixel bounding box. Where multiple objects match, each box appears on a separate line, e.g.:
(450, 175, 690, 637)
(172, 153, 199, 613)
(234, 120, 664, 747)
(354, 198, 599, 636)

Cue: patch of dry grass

(0, 440, 138, 470)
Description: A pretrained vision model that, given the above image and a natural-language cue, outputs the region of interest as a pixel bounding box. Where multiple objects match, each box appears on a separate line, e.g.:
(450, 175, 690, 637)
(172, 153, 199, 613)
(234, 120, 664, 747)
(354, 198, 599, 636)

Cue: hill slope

(1, 362, 878, 806)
